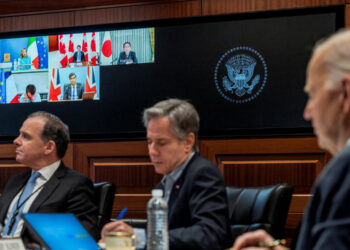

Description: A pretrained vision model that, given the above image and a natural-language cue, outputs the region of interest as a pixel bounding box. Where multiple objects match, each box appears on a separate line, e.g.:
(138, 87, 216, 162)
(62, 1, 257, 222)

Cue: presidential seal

(214, 46, 268, 103)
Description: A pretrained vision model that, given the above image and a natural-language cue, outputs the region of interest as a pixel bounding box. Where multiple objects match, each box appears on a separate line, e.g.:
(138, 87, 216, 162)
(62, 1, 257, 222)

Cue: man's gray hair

(313, 29, 350, 88)
(28, 111, 70, 158)
(143, 99, 199, 152)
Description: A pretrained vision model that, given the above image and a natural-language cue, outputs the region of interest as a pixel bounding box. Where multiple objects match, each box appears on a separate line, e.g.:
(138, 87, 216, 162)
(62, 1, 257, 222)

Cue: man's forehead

(304, 70, 315, 93)
(21, 117, 46, 131)
(147, 126, 171, 138)
(147, 117, 176, 136)
(305, 52, 327, 91)
(304, 73, 320, 94)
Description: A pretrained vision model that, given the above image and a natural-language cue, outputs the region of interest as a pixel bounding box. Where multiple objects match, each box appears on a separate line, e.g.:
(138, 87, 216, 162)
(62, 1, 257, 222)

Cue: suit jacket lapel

(0, 172, 30, 223)
(167, 153, 197, 219)
(168, 177, 184, 219)
(28, 163, 66, 212)
(155, 182, 164, 191)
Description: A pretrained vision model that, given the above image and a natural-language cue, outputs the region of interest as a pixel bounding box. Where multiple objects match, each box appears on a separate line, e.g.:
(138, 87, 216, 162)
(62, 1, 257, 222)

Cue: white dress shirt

(2, 160, 61, 236)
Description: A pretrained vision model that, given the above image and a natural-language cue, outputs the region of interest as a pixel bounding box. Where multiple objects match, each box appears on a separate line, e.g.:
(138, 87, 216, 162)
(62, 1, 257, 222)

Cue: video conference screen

(0, 28, 154, 104)
(0, 6, 344, 140)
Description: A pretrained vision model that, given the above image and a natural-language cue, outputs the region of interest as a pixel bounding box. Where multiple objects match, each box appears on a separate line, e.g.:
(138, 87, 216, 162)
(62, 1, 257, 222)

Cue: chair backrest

(94, 182, 116, 232)
(226, 183, 294, 241)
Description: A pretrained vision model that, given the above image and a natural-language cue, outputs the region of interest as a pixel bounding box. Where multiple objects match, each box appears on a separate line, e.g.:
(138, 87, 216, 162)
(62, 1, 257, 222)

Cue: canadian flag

(5, 72, 19, 103)
(90, 32, 97, 66)
(100, 31, 112, 65)
(59, 35, 68, 68)
(82, 33, 89, 62)
(49, 68, 62, 101)
(85, 66, 96, 97)
(68, 34, 74, 64)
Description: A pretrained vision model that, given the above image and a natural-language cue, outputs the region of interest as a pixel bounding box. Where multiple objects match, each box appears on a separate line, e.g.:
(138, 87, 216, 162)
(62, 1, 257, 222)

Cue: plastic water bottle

(147, 189, 169, 250)
(13, 59, 17, 70)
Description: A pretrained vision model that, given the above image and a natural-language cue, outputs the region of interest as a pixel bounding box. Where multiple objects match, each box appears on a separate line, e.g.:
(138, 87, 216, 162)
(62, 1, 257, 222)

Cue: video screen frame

(0, 5, 345, 141)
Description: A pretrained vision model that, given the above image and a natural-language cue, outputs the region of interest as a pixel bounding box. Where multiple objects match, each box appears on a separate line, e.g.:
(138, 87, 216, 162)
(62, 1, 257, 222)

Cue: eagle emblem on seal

(222, 54, 260, 97)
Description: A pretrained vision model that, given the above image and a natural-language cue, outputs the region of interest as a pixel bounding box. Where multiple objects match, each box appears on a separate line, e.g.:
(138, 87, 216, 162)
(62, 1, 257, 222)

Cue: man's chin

(317, 137, 333, 153)
(15, 156, 23, 164)
(153, 165, 165, 175)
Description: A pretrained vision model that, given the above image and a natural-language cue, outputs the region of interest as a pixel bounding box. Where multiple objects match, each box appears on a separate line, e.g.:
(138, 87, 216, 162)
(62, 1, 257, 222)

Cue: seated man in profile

(0, 111, 99, 241)
(117, 42, 138, 65)
(102, 99, 232, 250)
(63, 72, 84, 100)
(233, 30, 350, 250)
(72, 45, 86, 63)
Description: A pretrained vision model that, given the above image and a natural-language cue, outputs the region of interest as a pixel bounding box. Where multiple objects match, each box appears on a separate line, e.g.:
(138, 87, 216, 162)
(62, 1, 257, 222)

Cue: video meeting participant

(0, 111, 99, 241)
(63, 73, 84, 100)
(233, 29, 350, 250)
(73, 45, 86, 63)
(19, 84, 41, 103)
(102, 99, 232, 250)
(117, 42, 138, 65)
(18, 48, 31, 70)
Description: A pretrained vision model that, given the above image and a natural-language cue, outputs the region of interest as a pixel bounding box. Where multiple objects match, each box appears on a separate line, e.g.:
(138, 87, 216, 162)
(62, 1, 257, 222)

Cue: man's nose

(13, 136, 21, 145)
(148, 143, 158, 156)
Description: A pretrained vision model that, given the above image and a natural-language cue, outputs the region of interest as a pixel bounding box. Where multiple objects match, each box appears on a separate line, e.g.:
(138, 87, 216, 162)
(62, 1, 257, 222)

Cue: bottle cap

(152, 189, 163, 197)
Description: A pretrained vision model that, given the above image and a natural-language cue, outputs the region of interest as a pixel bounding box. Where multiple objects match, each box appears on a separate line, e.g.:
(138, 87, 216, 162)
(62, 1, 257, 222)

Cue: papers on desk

(0, 238, 25, 250)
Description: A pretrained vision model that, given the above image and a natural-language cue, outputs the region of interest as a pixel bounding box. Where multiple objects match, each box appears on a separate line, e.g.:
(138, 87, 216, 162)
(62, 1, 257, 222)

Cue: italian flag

(27, 37, 39, 69)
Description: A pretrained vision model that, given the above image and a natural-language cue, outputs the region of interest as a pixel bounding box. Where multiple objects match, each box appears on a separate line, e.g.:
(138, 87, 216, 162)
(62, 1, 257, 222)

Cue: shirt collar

(161, 152, 195, 185)
(34, 160, 61, 181)
(346, 138, 350, 147)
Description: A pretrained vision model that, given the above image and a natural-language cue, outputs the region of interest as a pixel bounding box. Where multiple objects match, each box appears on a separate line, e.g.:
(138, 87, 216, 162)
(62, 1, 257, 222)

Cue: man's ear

(44, 140, 56, 155)
(341, 75, 350, 114)
(184, 133, 195, 153)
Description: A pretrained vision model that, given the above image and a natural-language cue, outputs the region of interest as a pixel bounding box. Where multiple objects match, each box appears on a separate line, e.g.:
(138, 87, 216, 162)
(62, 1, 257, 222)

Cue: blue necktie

(2, 172, 41, 236)
(72, 86, 76, 100)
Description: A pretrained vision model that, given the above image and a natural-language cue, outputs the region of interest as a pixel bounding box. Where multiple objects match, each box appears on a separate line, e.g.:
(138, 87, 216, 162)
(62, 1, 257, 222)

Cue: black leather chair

(94, 182, 116, 232)
(226, 183, 294, 241)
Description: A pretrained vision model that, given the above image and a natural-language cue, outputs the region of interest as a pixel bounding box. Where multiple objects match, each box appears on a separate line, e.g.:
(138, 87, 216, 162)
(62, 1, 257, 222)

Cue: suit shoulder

(60, 167, 93, 186)
(187, 154, 221, 176)
(6, 170, 31, 182)
(65, 167, 90, 179)
(190, 154, 216, 168)
(325, 147, 350, 176)
(1, 170, 30, 191)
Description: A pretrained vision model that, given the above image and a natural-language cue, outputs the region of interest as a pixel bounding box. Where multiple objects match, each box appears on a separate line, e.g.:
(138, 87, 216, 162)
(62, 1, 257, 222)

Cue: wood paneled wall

(0, 0, 346, 243)
(0, 0, 347, 32)
(0, 137, 329, 241)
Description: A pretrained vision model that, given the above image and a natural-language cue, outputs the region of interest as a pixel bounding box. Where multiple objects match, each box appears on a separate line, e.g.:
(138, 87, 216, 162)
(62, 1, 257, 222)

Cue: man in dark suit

(0, 111, 98, 241)
(63, 72, 84, 100)
(233, 30, 350, 250)
(117, 42, 138, 65)
(102, 99, 232, 250)
(72, 45, 85, 63)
